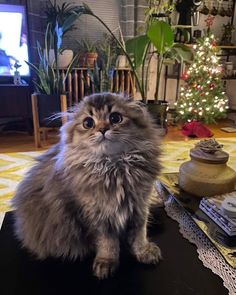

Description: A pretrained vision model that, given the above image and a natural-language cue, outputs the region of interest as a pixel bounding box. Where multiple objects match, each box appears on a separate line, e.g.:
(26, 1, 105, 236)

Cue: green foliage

(145, 0, 175, 17)
(167, 43, 193, 63)
(147, 21, 174, 54)
(76, 39, 98, 54)
(175, 34, 228, 124)
(45, 1, 85, 37)
(124, 20, 192, 101)
(87, 34, 118, 93)
(126, 35, 150, 69)
(26, 23, 79, 95)
(44, 2, 191, 101)
(25, 1, 90, 95)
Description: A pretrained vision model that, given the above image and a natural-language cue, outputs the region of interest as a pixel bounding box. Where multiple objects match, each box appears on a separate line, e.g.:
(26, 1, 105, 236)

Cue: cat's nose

(99, 128, 109, 135)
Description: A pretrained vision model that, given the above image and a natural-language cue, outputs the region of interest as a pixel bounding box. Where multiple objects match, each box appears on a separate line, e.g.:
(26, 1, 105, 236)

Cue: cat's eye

(109, 112, 123, 124)
(83, 117, 95, 129)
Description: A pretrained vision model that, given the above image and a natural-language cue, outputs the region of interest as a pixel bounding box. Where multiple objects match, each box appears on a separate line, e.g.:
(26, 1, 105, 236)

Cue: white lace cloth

(164, 196, 236, 295)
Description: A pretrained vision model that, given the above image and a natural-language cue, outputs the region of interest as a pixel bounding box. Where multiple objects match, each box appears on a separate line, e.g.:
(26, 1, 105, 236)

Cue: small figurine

(13, 62, 22, 85)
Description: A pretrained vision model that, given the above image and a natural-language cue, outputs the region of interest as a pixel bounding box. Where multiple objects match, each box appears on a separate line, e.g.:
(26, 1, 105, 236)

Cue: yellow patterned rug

(0, 138, 235, 214)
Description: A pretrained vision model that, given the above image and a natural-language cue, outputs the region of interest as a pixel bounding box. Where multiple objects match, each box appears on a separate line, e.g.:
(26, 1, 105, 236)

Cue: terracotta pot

(79, 52, 98, 68)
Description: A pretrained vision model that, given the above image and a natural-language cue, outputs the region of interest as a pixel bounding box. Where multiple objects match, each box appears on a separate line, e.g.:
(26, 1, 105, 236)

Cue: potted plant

(78, 3, 192, 133)
(77, 39, 98, 68)
(26, 23, 78, 147)
(86, 33, 119, 94)
(45, 0, 83, 68)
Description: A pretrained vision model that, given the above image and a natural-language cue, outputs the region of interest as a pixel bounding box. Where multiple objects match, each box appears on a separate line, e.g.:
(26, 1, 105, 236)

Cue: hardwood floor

(0, 120, 235, 153)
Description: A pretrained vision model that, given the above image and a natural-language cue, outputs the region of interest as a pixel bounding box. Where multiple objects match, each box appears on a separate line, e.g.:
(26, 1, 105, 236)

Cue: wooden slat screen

(60, 68, 135, 107)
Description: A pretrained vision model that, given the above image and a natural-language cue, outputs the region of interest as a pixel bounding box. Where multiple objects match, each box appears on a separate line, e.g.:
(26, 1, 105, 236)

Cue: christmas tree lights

(176, 34, 228, 124)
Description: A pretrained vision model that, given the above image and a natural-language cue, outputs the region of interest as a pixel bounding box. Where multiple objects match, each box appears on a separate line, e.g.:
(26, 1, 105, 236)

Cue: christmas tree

(176, 33, 228, 124)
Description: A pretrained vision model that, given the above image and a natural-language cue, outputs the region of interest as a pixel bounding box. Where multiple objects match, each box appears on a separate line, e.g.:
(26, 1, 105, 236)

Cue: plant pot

(145, 100, 169, 134)
(49, 49, 74, 68)
(116, 55, 128, 68)
(79, 52, 98, 68)
(36, 94, 65, 128)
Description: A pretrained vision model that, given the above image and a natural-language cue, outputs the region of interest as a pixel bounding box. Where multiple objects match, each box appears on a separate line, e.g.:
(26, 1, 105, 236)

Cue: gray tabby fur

(12, 93, 162, 279)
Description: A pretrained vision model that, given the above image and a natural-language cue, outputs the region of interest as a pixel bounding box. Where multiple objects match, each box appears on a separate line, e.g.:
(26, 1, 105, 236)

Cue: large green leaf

(62, 13, 80, 33)
(125, 35, 149, 69)
(171, 43, 193, 63)
(147, 20, 174, 54)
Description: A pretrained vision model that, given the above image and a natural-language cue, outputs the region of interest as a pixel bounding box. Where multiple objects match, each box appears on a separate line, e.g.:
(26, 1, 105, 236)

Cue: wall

(56, 0, 121, 51)
(1, 0, 236, 106)
(26, 0, 48, 63)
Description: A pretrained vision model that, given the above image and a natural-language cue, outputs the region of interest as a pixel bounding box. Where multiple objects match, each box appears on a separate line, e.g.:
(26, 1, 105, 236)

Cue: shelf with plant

(45, 1, 84, 68)
(25, 21, 79, 139)
(78, 3, 192, 103)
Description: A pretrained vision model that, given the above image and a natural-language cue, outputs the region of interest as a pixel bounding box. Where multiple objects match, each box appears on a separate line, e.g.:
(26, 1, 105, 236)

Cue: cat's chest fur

(60, 152, 150, 232)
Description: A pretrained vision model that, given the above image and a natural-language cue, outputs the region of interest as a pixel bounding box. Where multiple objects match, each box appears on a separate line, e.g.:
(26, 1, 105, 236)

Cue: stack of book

(199, 192, 236, 237)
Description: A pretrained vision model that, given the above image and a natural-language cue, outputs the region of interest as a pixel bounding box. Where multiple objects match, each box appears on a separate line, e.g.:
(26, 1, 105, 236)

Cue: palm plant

(45, 1, 83, 37)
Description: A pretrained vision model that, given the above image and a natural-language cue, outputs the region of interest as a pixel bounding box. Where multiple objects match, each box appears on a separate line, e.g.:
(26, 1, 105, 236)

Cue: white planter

(116, 55, 127, 68)
(49, 49, 74, 68)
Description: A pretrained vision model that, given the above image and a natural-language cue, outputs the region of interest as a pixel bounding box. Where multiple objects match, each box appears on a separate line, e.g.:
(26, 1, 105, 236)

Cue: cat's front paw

(134, 242, 162, 264)
(93, 257, 119, 279)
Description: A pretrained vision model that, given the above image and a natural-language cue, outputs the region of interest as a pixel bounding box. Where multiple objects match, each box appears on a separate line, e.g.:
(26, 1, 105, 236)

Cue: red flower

(181, 121, 213, 138)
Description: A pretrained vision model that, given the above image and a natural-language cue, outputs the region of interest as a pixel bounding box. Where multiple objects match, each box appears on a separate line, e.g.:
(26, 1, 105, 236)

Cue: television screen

(0, 4, 30, 76)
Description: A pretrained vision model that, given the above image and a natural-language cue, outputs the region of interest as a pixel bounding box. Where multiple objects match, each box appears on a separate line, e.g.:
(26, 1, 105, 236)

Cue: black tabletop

(0, 208, 228, 295)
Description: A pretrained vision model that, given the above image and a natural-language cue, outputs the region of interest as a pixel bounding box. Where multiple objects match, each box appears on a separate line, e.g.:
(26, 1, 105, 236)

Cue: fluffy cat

(12, 93, 162, 279)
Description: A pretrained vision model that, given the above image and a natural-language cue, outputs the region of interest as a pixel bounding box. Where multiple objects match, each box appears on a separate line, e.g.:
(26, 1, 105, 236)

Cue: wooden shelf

(166, 75, 236, 81)
(185, 44, 236, 49)
(222, 77, 236, 80)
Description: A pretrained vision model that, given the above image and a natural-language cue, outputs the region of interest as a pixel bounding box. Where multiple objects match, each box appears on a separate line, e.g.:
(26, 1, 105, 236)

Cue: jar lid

(190, 148, 229, 164)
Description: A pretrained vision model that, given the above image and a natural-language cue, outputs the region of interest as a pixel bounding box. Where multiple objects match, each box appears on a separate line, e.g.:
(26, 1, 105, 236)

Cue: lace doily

(164, 197, 236, 295)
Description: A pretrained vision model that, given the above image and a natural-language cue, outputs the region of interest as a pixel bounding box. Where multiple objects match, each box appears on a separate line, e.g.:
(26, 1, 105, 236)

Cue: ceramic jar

(179, 146, 236, 197)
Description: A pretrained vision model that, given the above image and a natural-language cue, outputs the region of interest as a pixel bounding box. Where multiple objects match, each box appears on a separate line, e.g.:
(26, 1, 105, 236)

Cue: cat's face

(61, 93, 155, 156)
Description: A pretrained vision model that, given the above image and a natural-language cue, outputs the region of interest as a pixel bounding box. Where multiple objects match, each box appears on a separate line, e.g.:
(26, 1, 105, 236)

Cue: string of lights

(176, 34, 228, 124)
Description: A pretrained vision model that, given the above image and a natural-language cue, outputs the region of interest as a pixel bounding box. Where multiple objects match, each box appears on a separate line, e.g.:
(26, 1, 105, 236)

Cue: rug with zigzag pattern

(0, 138, 235, 215)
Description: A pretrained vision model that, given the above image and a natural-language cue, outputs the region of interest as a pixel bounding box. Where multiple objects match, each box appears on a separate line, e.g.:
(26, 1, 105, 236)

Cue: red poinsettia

(181, 121, 213, 138)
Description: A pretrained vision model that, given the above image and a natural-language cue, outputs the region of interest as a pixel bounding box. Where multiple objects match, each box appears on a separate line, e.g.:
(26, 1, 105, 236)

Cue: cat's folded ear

(124, 99, 152, 128)
(124, 99, 147, 113)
